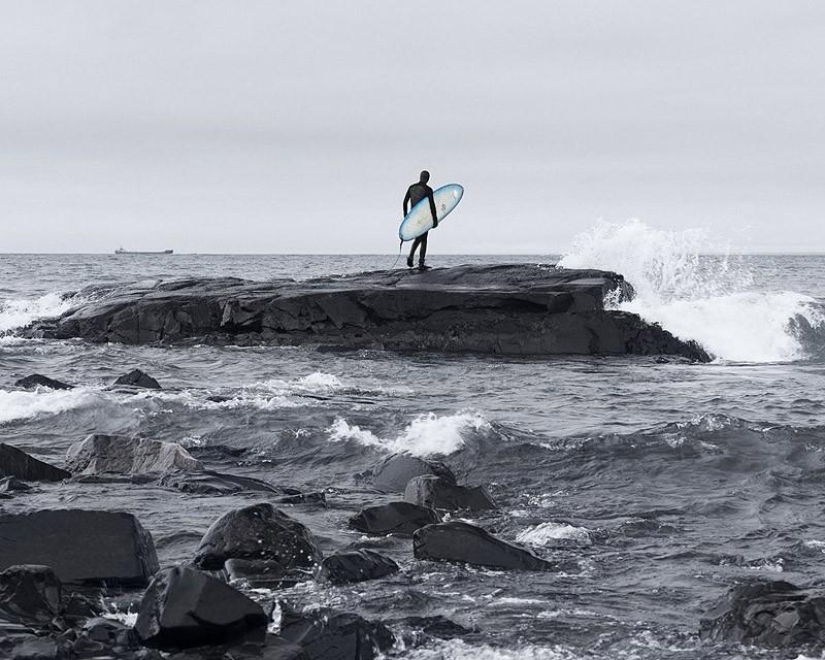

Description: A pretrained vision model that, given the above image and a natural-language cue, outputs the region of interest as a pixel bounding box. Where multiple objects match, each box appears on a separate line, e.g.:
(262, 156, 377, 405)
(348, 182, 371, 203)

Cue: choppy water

(3, 222, 825, 659)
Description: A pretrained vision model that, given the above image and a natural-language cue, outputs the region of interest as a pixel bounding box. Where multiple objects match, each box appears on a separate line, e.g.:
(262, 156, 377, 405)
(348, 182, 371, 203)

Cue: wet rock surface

(32, 265, 710, 360)
(318, 550, 399, 585)
(369, 454, 456, 493)
(404, 474, 496, 512)
(0, 444, 71, 482)
(349, 502, 440, 536)
(66, 434, 203, 475)
(13, 374, 74, 390)
(113, 369, 162, 389)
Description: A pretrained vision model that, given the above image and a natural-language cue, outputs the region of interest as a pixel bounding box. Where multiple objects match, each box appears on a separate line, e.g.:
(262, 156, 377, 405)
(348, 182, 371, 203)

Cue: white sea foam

(516, 522, 593, 548)
(327, 411, 489, 457)
(0, 293, 76, 334)
(404, 639, 574, 660)
(558, 219, 825, 362)
(0, 387, 100, 424)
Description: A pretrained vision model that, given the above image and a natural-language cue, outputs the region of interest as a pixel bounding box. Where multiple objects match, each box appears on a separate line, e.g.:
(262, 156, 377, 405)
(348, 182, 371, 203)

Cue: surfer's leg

(418, 233, 428, 266)
(407, 238, 420, 268)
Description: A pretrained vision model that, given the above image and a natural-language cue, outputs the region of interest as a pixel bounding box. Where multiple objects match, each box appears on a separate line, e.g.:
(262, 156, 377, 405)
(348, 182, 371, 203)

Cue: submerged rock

(157, 470, 279, 495)
(0, 565, 62, 628)
(34, 265, 710, 360)
(0, 444, 71, 482)
(349, 502, 440, 536)
(318, 550, 399, 585)
(278, 606, 394, 660)
(700, 580, 825, 650)
(193, 503, 322, 572)
(370, 454, 456, 493)
(224, 558, 311, 589)
(134, 565, 268, 649)
(404, 475, 496, 512)
(13, 374, 73, 390)
(0, 509, 159, 587)
(413, 521, 554, 571)
(113, 368, 162, 389)
(66, 434, 202, 475)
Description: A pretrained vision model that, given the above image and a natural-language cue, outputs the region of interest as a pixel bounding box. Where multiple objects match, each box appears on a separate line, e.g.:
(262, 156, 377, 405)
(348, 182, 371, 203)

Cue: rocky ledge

(31, 264, 709, 360)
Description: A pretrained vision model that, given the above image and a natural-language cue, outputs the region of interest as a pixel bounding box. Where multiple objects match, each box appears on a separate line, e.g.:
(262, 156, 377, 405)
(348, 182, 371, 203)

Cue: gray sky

(1, 1, 824, 254)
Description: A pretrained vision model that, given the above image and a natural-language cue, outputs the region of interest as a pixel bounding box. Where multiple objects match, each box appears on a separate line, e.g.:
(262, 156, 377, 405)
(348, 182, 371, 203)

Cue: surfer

(403, 170, 438, 269)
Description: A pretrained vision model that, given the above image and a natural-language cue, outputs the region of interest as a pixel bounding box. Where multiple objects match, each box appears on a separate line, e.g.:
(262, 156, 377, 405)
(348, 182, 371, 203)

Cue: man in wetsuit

(403, 170, 438, 269)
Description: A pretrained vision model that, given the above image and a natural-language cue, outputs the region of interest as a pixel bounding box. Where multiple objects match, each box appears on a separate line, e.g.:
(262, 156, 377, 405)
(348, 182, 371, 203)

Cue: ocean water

(3, 221, 825, 659)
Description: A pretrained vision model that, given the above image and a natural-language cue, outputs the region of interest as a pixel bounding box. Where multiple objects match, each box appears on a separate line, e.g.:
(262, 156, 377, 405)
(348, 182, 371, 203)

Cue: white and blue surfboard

(399, 184, 464, 242)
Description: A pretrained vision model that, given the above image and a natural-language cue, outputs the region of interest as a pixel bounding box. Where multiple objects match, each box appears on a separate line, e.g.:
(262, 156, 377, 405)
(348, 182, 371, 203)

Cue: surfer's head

(419, 170, 430, 184)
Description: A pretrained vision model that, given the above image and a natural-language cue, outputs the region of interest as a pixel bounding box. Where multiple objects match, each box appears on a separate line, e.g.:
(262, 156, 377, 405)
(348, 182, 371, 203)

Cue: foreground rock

(14, 374, 74, 390)
(349, 502, 439, 536)
(0, 510, 159, 587)
(113, 368, 162, 389)
(34, 265, 710, 359)
(318, 550, 399, 585)
(279, 606, 394, 660)
(194, 503, 322, 575)
(0, 443, 71, 482)
(369, 454, 456, 493)
(0, 565, 62, 628)
(414, 521, 554, 571)
(135, 566, 268, 649)
(66, 434, 202, 475)
(700, 580, 825, 650)
(405, 475, 496, 512)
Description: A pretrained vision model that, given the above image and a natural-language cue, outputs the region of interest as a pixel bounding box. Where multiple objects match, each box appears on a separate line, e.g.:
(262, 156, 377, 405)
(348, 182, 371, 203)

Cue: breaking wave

(0, 293, 75, 335)
(559, 219, 825, 362)
(0, 387, 101, 425)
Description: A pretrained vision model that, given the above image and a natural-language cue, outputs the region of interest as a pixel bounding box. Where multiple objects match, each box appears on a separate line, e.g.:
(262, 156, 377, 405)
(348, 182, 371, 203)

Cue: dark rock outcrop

(134, 566, 268, 649)
(0, 444, 71, 482)
(318, 550, 399, 585)
(32, 265, 710, 360)
(113, 369, 161, 389)
(369, 454, 456, 493)
(413, 521, 554, 571)
(66, 434, 202, 475)
(404, 475, 496, 512)
(157, 470, 280, 495)
(349, 502, 440, 536)
(193, 503, 322, 572)
(278, 606, 394, 660)
(0, 565, 62, 628)
(0, 510, 159, 587)
(700, 580, 825, 650)
(13, 374, 74, 390)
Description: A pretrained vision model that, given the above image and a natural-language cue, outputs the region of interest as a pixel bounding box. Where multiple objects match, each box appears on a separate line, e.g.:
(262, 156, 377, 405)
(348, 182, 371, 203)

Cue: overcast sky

(1, 1, 823, 254)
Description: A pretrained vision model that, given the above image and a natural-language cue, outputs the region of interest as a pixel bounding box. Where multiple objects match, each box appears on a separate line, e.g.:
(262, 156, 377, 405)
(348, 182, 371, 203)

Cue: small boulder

(0, 509, 159, 587)
(113, 369, 161, 390)
(134, 566, 268, 649)
(404, 475, 496, 512)
(66, 434, 202, 475)
(278, 606, 394, 660)
(349, 502, 439, 536)
(14, 374, 74, 390)
(70, 617, 139, 657)
(318, 550, 399, 585)
(0, 565, 61, 628)
(700, 580, 825, 650)
(370, 454, 456, 493)
(0, 444, 71, 482)
(413, 521, 554, 571)
(193, 503, 322, 571)
(157, 470, 279, 495)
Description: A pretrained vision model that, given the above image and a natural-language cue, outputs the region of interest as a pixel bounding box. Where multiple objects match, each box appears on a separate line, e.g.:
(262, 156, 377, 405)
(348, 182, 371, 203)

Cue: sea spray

(0, 293, 76, 334)
(559, 219, 825, 362)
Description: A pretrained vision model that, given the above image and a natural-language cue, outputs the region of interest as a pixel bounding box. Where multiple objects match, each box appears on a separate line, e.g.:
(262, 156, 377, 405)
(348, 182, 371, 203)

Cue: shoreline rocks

(404, 475, 496, 512)
(0, 443, 71, 482)
(66, 434, 203, 475)
(349, 502, 440, 536)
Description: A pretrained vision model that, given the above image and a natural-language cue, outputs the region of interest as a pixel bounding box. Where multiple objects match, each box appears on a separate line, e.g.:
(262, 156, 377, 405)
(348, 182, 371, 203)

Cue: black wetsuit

(403, 182, 438, 266)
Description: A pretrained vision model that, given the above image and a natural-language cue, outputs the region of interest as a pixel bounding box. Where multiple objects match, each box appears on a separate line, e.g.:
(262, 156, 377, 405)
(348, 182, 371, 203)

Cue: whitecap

(0, 387, 101, 425)
(516, 522, 593, 548)
(0, 293, 77, 334)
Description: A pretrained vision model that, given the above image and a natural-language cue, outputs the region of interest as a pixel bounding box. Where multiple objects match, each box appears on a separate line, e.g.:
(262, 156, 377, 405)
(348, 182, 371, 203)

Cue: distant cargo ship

(114, 248, 174, 255)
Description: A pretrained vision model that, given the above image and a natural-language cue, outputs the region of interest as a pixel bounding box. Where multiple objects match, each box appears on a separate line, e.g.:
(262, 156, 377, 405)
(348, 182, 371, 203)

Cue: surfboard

(399, 184, 464, 242)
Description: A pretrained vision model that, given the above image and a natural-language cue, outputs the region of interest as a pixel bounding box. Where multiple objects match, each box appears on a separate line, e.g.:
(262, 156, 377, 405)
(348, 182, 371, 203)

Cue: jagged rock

(318, 550, 399, 585)
(225, 558, 312, 589)
(113, 369, 161, 389)
(134, 566, 268, 649)
(0, 476, 32, 493)
(0, 565, 61, 628)
(404, 475, 496, 512)
(70, 617, 139, 657)
(157, 470, 279, 495)
(278, 606, 394, 660)
(349, 502, 439, 536)
(413, 521, 554, 571)
(66, 434, 202, 475)
(700, 580, 825, 650)
(0, 510, 159, 587)
(2, 635, 65, 660)
(13, 374, 73, 390)
(0, 444, 71, 482)
(193, 503, 322, 571)
(370, 454, 456, 493)
(31, 265, 710, 360)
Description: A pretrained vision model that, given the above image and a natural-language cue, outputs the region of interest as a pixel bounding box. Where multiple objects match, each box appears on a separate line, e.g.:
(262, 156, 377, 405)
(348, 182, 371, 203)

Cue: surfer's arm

(403, 188, 411, 216)
(428, 191, 438, 228)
